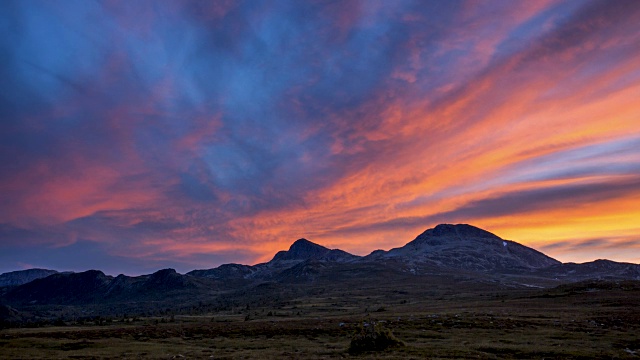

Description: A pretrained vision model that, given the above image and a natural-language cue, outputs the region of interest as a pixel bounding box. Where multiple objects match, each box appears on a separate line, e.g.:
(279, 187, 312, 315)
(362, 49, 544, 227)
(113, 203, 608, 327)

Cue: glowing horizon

(1, 0, 639, 275)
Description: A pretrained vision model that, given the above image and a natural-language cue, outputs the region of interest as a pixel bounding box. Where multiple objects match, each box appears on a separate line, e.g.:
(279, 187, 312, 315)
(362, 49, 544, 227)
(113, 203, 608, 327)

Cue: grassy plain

(1, 279, 639, 359)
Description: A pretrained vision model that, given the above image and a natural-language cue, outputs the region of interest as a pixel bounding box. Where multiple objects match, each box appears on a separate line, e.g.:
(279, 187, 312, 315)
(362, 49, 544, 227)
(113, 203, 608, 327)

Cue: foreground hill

(1, 224, 639, 324)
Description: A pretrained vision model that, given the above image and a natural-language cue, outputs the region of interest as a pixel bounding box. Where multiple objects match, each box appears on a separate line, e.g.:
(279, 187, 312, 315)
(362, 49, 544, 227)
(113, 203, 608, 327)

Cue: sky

(1, 0, 639, 275)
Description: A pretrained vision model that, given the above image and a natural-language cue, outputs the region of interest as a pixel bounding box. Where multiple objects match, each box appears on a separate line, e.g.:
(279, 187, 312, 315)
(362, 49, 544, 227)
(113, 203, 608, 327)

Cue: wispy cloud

(1, 0, 639, 273)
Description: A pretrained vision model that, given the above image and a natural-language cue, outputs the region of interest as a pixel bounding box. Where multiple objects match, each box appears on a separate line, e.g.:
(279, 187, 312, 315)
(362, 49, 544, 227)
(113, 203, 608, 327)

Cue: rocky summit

(271, 238, 333, 262)
(423, 223, 502, 239)
(268, 238, 359, 264)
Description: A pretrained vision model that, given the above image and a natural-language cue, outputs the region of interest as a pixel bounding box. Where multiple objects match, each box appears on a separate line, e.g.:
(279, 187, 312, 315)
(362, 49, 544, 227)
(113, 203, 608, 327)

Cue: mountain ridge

(2, 224, 639, 321)
(3, 224, 638, 284)
(0, 269, 59, 287)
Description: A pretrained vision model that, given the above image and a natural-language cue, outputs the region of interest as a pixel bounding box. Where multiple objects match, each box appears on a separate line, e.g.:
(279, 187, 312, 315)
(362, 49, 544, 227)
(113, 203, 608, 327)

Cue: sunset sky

(1, 0, 639, 275)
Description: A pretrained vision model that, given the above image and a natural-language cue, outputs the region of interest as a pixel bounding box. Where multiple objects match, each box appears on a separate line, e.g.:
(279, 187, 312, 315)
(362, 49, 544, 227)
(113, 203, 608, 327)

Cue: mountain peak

(290, 238, 321, 249)
(386, 223, 560, 270)
(150, 268, 178, 278)
(425, 223, 501, 240)
(271, 238, 330, 262)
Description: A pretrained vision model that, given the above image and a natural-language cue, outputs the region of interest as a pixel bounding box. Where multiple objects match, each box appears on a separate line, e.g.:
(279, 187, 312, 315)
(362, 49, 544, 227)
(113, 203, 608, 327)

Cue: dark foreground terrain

(2, 278, 639, 359)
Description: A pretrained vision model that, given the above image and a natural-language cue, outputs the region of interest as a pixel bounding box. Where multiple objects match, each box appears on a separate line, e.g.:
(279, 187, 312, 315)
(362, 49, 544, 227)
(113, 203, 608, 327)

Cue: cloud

(441, 177, 640, 220)
(538, 236, 640, 264)
(316, 174, 640, 236)
(1, 0, 640, 273)
(0, 239, 258, 275)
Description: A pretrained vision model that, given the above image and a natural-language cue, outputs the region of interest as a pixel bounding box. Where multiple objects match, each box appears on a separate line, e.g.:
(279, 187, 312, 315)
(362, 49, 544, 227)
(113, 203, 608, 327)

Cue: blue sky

(1, 0, 639, 275)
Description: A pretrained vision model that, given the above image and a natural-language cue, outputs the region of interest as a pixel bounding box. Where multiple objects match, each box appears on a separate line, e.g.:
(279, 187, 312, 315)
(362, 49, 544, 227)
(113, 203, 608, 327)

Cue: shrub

(348, 321, 405, 355)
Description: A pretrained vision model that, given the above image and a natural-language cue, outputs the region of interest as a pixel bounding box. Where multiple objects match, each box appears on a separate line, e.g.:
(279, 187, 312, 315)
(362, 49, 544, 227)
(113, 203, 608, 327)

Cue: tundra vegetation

(1, 278, 639, 359)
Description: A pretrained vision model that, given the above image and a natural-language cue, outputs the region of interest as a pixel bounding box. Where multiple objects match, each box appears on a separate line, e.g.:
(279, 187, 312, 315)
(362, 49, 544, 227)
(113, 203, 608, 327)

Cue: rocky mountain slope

(187, 238, 359, 281)
(366, 224, 560, 272)
(270, 238, 358, 263)
(0, 269, 59, 287)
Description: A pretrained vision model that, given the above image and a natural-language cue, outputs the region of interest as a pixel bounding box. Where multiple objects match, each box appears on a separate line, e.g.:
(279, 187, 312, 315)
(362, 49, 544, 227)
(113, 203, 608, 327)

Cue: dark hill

(366, 223, 560, 271)
(187, 263, 255, 279)
(0, 269, 59, 287)
(271, 238, 331, 262)
(5, 270, 112, 304)
(2, 224, 639, 323)
(536, 259, 640, 281)
(3, 269, 219, 307)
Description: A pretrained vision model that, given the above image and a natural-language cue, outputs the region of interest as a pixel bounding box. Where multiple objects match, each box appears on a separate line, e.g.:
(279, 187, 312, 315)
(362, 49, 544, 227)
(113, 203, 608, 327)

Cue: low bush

(348, 321, 405, 354)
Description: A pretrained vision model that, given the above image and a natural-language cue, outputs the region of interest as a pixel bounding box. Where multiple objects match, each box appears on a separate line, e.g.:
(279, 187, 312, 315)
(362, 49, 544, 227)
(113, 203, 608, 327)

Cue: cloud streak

(1, 0, 640, 273)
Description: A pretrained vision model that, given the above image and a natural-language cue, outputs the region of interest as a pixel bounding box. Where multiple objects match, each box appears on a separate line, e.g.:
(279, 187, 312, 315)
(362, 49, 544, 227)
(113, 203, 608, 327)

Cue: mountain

(271, 238, 330, 262)
(2, 223, 639, 323)
(187, 238, 359, 282)
(5, 270, 112, 304)
(270, 238, 359, 263)
(0, 269, 59, 287)
(187, 263, 256, 279)
(367, 224, 560, 272)
(3, 268, 218, 306)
